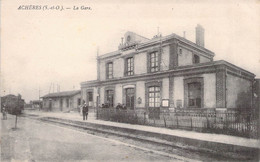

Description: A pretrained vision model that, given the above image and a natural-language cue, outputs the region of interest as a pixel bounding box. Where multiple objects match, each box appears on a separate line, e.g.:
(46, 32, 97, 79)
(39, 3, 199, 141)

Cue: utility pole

(49, 83, 52, 93)
(14, 94, 20, 129)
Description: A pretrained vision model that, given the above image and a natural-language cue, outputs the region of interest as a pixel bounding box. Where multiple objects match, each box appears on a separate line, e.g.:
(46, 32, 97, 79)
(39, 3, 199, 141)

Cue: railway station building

(80, 25, 255, 114)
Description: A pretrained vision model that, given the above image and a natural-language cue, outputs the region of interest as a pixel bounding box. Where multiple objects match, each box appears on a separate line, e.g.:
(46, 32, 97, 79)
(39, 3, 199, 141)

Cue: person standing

(82, 102, 89, 120)
(2, 105, 7, 120)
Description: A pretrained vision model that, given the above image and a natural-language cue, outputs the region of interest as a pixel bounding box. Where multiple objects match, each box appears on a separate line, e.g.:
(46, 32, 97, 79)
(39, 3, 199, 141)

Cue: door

(106, 90, 114, 108)
(49, 100, 52, 111)
(148, 86, 160, 119)
(60, 99, 63, 111)
(126, 88, 135, 110)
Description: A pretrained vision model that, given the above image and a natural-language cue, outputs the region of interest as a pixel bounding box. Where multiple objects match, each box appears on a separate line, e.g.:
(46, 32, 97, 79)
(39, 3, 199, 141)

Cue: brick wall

(216, 69, 226, 108)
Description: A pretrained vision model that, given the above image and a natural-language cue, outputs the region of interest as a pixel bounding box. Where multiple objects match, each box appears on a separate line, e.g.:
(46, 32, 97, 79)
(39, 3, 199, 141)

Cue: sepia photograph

(1, 0, 260, 161)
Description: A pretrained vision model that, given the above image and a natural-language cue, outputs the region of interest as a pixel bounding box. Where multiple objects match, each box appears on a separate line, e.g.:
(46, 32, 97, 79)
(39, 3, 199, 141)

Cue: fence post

(96, 108, 99, 120)
(153, 111, 155, 125)
(190, 117, 193, 129)
(246, 112, 251, 137)
(176, 113, 179, 128)
(163, 113, 167, 128)
(214, 109, 217, 128)
(206, 111, 209, 129)
(225, 112, 227, 129)
(144, 112, 146, 125)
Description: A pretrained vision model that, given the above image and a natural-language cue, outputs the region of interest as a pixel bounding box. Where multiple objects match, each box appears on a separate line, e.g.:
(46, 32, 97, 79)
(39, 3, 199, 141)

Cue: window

(148, 86, 160, 107)
(179, 48, 182, 55)
(106, 90, 114, 107)
(127, 35, 131, 42)
(88, 92, 93, 102)
(106, 62, 113, 79)
(193, 54, 200, 64)
(126, 57, 134, 76)
(66, 98, 69, 107)
(188, 82, 201, 108)
(150, 52, 159, 72)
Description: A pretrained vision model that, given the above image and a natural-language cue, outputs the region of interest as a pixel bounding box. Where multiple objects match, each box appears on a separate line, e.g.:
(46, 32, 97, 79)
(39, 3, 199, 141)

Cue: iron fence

(97, 108, 259, 139)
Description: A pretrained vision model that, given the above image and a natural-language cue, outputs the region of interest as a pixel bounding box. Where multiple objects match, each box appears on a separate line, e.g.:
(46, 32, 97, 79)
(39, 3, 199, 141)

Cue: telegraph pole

(14, 94, 20, 129)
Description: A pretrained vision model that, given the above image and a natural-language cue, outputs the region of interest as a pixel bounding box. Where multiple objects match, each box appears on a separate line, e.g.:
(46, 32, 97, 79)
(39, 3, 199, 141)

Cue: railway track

(21, 114, 255, 161)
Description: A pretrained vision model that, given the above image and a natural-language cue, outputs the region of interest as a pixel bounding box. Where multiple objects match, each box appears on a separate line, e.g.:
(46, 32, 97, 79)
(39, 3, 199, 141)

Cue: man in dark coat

(82, 102, 89, 120)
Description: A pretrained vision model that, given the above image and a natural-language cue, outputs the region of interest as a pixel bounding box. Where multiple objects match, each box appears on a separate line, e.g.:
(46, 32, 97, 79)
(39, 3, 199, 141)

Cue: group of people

(100, 103, 127, 110)
(115, 103, 127, 110)
(81, 101, 128, 121)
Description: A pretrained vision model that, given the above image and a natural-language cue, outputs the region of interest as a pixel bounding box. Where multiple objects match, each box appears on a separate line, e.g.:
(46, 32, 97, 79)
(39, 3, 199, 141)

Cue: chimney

(196, 24, 204, 47)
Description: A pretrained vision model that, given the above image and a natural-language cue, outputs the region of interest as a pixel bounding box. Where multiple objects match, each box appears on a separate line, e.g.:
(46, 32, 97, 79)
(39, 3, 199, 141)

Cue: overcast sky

(1, 0, 260, 102)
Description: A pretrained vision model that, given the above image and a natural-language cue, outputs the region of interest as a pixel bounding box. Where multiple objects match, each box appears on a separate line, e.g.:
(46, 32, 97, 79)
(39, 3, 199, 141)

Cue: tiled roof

(41, 90, 81, 98)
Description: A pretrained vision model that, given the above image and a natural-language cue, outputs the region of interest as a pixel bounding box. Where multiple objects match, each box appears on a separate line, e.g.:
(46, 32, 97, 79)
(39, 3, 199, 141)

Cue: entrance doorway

(148, 86, 160, 119)
(106, 90, 114, 107)
(49, 100, 52, 111)
(60, 99, 63, 111)
(125, 88, 135, 110)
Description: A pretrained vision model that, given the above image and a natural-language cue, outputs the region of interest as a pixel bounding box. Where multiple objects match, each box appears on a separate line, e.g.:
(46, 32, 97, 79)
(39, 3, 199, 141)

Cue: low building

(41, 90, 81, 112)
(30, 100, 42, 109)
(80, 25, 255, 118)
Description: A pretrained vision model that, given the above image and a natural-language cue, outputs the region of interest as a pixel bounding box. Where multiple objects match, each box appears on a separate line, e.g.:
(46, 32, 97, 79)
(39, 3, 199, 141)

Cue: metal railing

(97, 108, 259, 139)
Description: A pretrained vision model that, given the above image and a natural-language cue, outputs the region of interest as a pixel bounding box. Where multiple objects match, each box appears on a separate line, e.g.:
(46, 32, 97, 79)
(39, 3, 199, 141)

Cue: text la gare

(73, 5, 91, 10)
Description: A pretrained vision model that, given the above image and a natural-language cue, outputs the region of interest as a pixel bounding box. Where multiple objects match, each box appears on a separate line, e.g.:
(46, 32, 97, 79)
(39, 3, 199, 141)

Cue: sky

(1, 0, 260, 102)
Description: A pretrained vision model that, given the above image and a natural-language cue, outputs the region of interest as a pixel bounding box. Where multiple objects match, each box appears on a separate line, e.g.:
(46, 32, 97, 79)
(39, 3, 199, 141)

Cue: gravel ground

(1, 115, 182, 162)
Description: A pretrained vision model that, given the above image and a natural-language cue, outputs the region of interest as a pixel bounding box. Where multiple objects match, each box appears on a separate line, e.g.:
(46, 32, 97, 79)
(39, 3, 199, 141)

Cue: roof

(2, 94, 17, 98)
(41, 90, 81, 98)
(98, 31, 214, 60)
(1, 94, 20, 99)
